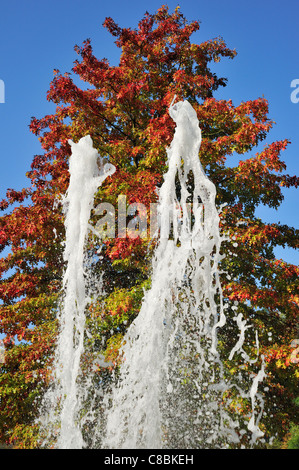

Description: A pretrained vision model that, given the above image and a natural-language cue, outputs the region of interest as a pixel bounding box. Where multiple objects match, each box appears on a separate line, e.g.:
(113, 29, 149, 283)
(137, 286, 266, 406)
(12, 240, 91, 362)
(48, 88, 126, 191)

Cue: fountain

(37, 100, 266, 449)
(103, 100, 265, 449)
(37, 135, 115, 448)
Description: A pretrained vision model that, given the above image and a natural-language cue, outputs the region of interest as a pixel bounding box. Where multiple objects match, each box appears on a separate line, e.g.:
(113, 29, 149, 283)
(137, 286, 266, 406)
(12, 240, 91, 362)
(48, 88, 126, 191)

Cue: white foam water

(37, 101, 266, 449)
(103, 100, 266, 449)
(37, 135, 115, 448)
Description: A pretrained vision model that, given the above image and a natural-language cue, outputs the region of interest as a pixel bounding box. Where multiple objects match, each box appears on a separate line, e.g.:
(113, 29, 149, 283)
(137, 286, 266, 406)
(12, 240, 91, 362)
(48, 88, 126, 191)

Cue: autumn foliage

(0, 6, 298, 448)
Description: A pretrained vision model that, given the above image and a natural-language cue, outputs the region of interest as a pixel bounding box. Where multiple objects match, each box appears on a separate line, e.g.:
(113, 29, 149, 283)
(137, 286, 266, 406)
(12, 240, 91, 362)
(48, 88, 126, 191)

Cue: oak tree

(0, 6, 298, 448)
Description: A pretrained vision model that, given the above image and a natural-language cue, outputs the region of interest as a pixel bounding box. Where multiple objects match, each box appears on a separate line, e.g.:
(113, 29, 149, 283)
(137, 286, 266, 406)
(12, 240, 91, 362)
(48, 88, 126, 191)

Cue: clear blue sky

(0, 0, 298, 263)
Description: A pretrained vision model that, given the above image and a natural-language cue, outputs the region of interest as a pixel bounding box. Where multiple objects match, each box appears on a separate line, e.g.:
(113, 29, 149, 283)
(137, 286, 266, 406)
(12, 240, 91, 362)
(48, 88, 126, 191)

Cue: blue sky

(0, 0, 298, 263)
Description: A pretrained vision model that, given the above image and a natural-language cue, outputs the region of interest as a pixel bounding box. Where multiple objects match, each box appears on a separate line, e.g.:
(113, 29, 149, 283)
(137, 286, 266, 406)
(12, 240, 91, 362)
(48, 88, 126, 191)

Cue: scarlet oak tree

(0, 6, 298, 448)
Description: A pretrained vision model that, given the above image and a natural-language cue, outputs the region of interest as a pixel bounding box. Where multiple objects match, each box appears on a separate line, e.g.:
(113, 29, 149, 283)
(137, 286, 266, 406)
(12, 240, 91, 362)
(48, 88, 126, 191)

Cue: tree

(0, 5, 298, 448)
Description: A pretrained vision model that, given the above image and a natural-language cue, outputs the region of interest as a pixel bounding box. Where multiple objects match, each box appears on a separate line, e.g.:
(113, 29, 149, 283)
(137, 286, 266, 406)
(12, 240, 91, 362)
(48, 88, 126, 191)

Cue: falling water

(38, 101, 266, 449)
(103, 100, 266, 449)
(37, 135, 115, 448)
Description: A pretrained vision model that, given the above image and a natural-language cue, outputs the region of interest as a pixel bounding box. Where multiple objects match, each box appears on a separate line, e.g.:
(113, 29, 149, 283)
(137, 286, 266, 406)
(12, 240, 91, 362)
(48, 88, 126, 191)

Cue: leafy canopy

(0, 5, 298, 448)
